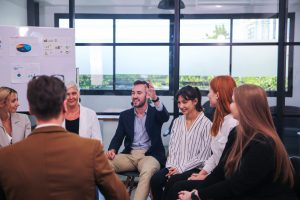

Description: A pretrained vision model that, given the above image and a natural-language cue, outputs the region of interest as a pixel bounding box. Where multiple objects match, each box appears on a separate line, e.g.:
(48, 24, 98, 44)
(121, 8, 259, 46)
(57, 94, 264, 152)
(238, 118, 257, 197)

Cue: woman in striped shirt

(150, 85, 212, 200)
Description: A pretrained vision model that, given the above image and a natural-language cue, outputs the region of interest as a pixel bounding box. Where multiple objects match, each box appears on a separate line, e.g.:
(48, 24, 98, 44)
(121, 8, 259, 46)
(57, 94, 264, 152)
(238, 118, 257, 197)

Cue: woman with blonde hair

(189, 75, 238, 181)
(169, 84, 297, 200)
(0, 87, 31, 147)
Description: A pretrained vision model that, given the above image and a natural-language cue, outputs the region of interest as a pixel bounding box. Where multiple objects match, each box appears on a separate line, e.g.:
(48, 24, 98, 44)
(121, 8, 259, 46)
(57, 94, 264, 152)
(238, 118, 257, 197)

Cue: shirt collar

(224, 113, 233, 120)
(36, 123, 62, 129)
(134, 106, 148, 116)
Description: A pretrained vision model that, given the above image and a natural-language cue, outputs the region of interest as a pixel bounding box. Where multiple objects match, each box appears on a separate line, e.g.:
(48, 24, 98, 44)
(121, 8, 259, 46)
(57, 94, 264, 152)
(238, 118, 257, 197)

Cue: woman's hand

(165, 167, 179, 178)
(178, 191, 192, 200)
(178, 190, 199, 200)
(188, 170, 208, 180)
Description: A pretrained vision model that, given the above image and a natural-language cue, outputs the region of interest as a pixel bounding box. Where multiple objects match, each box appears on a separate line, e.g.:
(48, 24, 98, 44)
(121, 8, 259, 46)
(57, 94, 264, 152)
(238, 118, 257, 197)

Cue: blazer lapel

(10, 113, 20, 126)
(10, 113, 23, 141)
(78, 105, 84, 136)
(145, 106, 152, 136)
(129, 108, 135, 140)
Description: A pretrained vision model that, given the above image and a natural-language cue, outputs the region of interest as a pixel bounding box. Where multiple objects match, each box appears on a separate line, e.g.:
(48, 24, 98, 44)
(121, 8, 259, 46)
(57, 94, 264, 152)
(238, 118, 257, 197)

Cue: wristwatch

(191, 190, 200, 200)
(152, 97, 160, 102)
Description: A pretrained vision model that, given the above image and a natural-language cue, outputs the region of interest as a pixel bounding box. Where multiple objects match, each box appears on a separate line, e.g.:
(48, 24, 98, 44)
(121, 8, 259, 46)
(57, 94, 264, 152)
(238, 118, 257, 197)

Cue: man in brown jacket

(0, 75, 129, 200)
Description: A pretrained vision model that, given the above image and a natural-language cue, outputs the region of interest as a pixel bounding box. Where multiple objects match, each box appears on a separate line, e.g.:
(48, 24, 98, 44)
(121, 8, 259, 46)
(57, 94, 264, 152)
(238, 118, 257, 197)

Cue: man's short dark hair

(133, 80, 149, 88)
(27, 75, 66, 121)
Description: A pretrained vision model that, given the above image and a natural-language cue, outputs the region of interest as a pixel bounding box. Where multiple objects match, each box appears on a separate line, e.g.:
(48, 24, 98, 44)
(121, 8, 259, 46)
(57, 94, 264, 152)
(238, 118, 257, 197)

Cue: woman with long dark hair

(150, 85, 212, 200)
(169, 84, 297, 200)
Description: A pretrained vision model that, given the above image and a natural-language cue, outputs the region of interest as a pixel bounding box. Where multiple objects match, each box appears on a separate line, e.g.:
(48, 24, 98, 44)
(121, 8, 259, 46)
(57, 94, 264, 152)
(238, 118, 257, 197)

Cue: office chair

(117, 171, 139, 196)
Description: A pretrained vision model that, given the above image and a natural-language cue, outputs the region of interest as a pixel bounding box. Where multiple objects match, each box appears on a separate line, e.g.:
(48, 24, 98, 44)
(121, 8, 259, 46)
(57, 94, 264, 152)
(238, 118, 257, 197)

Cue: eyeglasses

(32, 74, 65, 82)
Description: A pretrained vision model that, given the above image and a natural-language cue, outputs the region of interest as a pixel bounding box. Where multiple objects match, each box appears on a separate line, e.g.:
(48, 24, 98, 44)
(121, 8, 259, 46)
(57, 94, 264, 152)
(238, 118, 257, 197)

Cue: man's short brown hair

(27, 75, 66, 121)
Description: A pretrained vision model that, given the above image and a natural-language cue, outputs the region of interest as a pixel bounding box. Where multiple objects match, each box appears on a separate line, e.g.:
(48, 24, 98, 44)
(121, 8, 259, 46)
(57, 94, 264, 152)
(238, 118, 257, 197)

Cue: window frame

(55, 13, 173, 96)
(54, 13, 295, 97)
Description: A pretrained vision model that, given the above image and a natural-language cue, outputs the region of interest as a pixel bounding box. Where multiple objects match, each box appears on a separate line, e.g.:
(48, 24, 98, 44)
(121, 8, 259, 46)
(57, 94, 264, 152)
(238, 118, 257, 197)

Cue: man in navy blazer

(106, 80, 170, 200)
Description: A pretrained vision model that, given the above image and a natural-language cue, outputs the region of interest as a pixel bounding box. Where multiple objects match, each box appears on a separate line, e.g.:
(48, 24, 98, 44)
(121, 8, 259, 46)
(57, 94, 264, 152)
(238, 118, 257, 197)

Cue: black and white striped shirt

(166, 112, 212, 173)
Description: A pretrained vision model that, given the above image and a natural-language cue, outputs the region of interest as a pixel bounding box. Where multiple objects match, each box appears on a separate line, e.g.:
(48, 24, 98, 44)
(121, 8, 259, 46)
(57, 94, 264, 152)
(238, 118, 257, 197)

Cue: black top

(65, 118, 80, 135)
(197, 129, 297, 200)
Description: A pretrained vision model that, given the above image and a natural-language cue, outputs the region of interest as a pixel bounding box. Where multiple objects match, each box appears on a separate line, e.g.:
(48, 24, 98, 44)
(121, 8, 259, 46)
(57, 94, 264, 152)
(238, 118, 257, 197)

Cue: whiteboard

(0, 26, 76, 111)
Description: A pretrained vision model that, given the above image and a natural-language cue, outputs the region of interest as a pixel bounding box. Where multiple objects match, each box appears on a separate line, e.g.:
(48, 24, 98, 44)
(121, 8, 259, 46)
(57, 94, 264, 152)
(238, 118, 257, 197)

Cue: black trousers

(164, 171, 222, 200)
(150, 167, 199, 200)
(165, 179, 206, 200)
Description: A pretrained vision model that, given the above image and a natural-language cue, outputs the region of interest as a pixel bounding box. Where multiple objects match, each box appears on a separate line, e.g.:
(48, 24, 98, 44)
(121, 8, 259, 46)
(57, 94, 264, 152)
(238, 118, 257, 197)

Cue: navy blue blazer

(108, 104, 170, 167)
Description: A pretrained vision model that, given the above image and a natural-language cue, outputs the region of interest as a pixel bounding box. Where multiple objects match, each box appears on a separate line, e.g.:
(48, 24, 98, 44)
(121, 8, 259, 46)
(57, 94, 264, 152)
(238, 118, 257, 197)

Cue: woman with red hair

(189, 75, 238, 181)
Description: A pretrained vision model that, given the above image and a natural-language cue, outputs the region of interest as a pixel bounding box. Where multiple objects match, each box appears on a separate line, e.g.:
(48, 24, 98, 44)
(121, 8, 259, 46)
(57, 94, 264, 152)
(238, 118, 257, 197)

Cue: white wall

(39, 3, 279, 27)
(0, 0, 27, 26)
(39, 5, 68, 27)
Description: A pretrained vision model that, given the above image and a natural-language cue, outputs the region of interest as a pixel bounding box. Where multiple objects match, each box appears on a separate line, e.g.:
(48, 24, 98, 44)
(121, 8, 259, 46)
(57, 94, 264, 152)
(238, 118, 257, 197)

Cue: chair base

(117, 171, 139, 196)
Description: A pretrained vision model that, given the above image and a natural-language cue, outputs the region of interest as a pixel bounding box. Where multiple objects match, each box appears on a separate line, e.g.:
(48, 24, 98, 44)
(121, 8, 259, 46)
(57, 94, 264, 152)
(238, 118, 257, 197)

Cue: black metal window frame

(54, 12, 295, 97)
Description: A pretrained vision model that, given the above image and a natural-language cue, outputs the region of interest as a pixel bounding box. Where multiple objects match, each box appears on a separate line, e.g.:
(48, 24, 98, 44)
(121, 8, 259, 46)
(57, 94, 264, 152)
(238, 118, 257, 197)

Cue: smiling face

(131, 84, 148, 108)
(66, 87, 79, 107)
(177, 95, 198, 115)
(7, 92, 19, 113)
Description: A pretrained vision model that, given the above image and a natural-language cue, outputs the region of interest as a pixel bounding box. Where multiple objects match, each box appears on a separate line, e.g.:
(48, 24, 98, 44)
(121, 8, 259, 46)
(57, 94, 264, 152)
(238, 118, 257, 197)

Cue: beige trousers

(110, 150, 160, 200)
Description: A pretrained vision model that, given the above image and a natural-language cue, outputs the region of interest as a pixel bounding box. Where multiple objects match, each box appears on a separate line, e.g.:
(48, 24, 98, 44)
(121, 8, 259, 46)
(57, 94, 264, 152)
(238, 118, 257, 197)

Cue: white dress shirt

(202, 114, 238, 174)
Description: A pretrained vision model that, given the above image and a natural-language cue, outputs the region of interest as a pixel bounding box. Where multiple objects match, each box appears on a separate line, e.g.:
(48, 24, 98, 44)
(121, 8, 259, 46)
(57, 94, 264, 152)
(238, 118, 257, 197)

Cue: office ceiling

(34, 0, 300, 7)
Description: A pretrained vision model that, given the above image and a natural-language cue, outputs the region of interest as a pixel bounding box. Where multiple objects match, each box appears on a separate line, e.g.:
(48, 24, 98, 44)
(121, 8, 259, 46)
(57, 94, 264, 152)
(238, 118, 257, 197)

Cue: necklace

(65, 106, 80, 120)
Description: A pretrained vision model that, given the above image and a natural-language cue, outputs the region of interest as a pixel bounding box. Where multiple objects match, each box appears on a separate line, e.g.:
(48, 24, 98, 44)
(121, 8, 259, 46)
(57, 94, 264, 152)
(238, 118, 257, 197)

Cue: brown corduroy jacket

(0, 126, 129, 200)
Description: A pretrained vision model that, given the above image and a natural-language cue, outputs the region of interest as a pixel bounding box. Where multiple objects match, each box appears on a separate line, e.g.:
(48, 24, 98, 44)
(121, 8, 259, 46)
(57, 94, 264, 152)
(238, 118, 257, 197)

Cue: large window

(57, 15, 170, 94)
(56, 13, 294, 96)
(179, 15, 293, 95)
